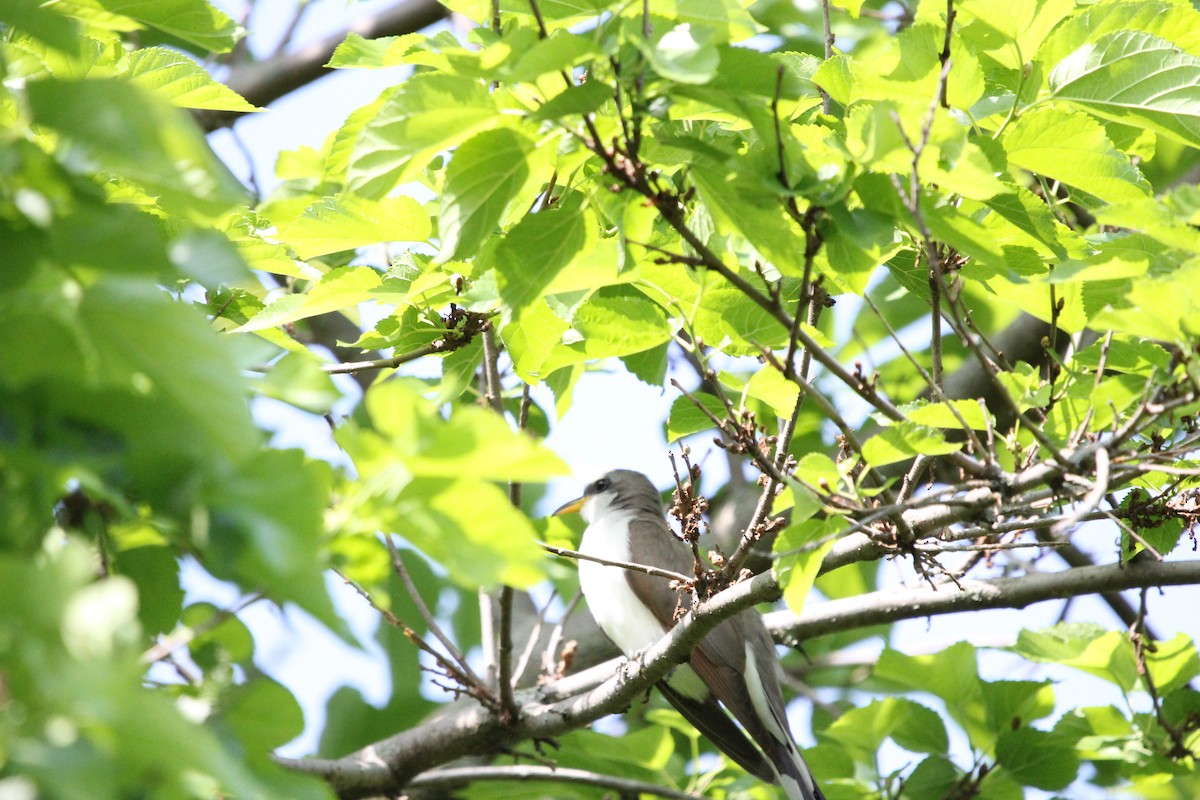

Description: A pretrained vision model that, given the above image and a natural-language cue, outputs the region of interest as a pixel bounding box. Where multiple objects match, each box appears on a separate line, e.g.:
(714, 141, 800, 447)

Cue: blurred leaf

(1, 0, 81, 54)
(91, 0, 242, 54)
(279, 195, 430, 260)
(221, 676, 305, 751)
(251, 352, 341, 414)
(27, 78, 247, 218)
(236, 266, 382, 332)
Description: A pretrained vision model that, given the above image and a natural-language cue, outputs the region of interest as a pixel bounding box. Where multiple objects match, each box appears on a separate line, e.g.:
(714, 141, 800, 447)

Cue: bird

(554, 469, 824, 800)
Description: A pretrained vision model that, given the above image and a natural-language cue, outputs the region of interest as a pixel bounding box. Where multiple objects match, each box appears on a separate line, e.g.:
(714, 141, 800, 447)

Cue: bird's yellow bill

(553, 496, 587, 516)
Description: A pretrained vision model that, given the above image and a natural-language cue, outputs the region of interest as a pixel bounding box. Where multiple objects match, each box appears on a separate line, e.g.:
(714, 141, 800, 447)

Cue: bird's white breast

(578, 509, 708, 700)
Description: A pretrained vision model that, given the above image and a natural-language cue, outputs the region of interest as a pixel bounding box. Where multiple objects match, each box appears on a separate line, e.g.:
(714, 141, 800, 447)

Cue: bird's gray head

(553, 469, 665, 523)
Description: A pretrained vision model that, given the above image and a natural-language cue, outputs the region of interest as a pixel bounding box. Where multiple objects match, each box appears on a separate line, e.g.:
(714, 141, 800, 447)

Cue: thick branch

(280, 550, 1200, 798)
(406, 765, 702, 799)
(277, 569, 779, 798)
(766, 558, 1200, 642)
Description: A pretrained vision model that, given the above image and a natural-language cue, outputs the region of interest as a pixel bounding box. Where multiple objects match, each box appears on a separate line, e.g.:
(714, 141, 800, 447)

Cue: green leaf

(982, 680, 1057, 731)
(900, 399, 994, 431)
(774, 518, 841, 617)
(91, 0, 242, 54)
(1012, 624, 1139, 692)
(26, 78, 248, 219)
(326, 32, 425, 68)
(819, 205, 903, 294)
(438, 128, 535, 264)
(1072, 335, 1171, 377)
(539, 287, 673, 373)
(236, 266, 382, 332)
(251, 352, 341, 414)
(958, 0, 1075, 66)
(494, 199, 589, 314)
(501, 298, 572, 382)
(208, 450, 347, 638)
(666, 393, 725, 442)
(531, 79, 615, 121)
(124, 47, 259, 111)
(347, 73, 499, 198)
(745, 367, 801, 418)
(1145, 634, 1200, 696)
(1088, 259, 1200, 343)
(823, 697, 949, 757)
(279, 195, 430, 260)
(690, 165, 806, 276)
(0, 0, 81, 54)
(1049, 31, 1200, 149)
(221, 677, 305, 751)
(1003, 106, 1151, 205)
(862, 422, 961, 466)
(995, 728, 1079, 790)
(113, 545, 183, 637)
(1037, 0, 1200, 70)
(644, 22, 720, 84)
(352, 379, 569, 483)
(184, 602, 256, 667)
(874, 644, 988, 744)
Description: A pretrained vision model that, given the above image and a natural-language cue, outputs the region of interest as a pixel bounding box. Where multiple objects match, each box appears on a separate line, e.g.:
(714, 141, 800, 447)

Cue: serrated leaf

(666, 393, 725, 442)
(124, 47, 259, 111)
(438, 128, 535, 264)
(326, 32, 425, 68)
(900, 399, 994, 431)
(1012, 624, 1139, 692)
(279, 195, 430, 260)
(236, 266, 382, 332)
(347, 73, 499, 198)
(495, 200, 589, 313)
(92, 0, 242, 54)
(1003, 106, 1150, 205)
(995, 728, 1079, 790)
(1049, 31, 1200, 149)
(862, 422, 961, 466)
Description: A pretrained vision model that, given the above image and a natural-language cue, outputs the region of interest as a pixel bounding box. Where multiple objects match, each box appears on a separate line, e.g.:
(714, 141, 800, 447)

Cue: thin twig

(540, 542, 692, 583)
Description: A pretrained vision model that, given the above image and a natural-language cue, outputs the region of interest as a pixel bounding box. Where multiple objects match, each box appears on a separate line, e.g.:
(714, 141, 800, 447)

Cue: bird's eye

(592, 477, 611, 493)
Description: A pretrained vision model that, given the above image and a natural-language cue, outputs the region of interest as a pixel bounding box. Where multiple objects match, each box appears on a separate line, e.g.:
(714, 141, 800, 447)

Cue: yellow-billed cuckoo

(555, 469, 824, 800)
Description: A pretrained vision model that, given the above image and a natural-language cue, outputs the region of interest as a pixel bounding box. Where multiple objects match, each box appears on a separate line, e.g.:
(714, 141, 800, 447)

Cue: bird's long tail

(744, 648, 825, 800)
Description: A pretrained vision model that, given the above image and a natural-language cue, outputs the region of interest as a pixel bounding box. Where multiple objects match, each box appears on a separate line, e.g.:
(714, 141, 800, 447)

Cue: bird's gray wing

(623, 518, 777, 782)
(622, 516, 695, 624)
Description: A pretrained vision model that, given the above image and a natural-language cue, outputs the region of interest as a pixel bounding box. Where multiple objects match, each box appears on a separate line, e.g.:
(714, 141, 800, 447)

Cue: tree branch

(767, 558, 1200, 643)
(406, 765, 703, 799)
